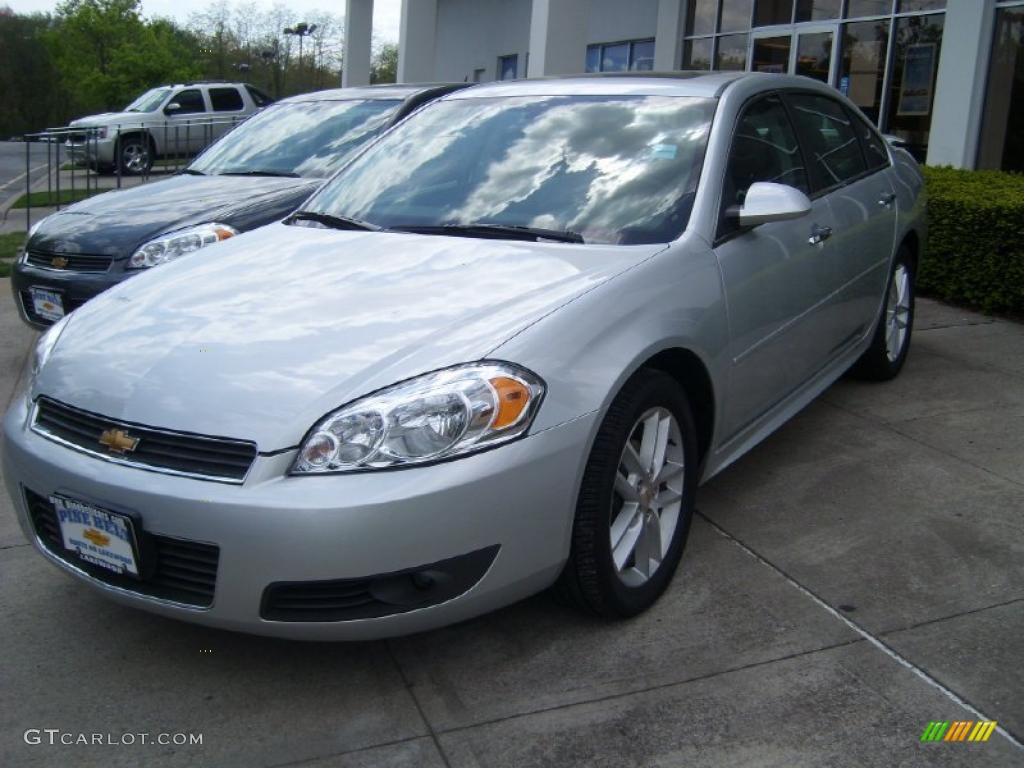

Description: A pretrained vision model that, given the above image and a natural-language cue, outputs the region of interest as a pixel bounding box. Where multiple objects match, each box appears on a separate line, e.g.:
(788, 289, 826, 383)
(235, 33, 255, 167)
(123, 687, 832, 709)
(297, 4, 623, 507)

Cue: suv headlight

(292, 362, 545, 474)
(128, 223, 238, 269)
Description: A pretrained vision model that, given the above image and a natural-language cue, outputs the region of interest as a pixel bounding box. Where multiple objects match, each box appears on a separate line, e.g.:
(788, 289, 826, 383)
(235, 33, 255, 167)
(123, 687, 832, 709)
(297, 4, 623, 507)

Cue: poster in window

(897, 43, 937, 117)
(848, 40, 882, 109)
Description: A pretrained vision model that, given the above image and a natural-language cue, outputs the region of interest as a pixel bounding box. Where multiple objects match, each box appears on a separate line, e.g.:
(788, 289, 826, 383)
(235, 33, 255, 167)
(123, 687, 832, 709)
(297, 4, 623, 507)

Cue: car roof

(447, 71, 833, 100)
(276, 83, 468, 104)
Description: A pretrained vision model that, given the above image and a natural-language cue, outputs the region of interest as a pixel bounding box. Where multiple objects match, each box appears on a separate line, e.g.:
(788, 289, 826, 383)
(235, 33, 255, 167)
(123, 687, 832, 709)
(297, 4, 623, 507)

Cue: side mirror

(164, 102, 181, 114)
(729, 182, 812, 228)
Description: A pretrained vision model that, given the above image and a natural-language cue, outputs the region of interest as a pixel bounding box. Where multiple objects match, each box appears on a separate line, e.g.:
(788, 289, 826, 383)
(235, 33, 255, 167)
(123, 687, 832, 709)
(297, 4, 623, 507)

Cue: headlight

(128, 223, 237, 269)
(292, 362, 545, 474)
(31, 314, 71, 378)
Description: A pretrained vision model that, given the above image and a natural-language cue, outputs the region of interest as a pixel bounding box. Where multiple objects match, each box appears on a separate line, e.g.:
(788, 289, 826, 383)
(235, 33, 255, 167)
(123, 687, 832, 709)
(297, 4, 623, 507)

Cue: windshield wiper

(286, 210, 381, 231)
(178, 168, 205, 176)
(393, 223, 584, 244)
(218, 169, 300, 178)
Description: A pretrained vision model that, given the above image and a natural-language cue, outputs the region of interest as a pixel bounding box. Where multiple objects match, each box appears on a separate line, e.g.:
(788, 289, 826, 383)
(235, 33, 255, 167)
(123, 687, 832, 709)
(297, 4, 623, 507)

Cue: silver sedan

(2, 73, 925, 639)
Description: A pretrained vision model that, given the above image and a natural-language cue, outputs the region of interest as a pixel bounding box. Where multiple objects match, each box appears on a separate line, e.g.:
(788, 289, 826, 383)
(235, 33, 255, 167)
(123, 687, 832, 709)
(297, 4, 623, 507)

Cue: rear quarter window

(210, 87, 245, 112)
(246, 85, 274, 108)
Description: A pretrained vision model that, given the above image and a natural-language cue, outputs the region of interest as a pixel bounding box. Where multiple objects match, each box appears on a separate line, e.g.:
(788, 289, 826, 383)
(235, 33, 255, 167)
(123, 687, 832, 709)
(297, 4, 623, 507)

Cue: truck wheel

(117, 137, 153, 175)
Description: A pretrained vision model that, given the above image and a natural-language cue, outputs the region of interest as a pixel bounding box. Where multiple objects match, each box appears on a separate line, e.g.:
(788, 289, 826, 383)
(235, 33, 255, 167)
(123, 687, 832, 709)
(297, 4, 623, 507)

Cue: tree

(370, 42, 397, 84)
(0, 9, 65, 136)
(46, 0, 201, 117)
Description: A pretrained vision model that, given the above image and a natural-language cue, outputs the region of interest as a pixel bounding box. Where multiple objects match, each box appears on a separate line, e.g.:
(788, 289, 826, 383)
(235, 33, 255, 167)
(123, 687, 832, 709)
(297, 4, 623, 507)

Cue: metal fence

(18, 116, 247, 232)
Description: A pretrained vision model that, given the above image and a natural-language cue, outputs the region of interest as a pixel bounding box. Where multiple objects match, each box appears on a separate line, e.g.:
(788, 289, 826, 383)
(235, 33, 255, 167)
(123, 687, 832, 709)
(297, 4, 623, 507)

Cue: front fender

(491, 238, 729, 448)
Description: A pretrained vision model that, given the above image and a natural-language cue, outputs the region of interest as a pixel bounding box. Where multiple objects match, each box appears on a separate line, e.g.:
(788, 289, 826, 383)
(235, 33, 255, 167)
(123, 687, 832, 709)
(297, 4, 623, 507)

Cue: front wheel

(556, 370, 698, 618)
(117, 137, 153, 175)
(850, 245, 915, 381)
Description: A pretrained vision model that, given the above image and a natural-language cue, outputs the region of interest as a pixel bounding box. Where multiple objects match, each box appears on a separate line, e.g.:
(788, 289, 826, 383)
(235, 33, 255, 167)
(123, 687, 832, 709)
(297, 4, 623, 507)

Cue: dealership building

(341, 0, 1023, 171)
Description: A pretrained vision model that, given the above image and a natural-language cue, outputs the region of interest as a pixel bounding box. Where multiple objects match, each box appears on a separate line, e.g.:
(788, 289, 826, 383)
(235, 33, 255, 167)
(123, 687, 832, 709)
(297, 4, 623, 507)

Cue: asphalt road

(0, 290, 1022, 767)
(0, 141, 52, 205)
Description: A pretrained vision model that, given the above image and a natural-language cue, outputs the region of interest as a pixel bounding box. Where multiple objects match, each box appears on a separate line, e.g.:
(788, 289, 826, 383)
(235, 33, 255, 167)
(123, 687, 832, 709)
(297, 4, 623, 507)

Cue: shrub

(920, 166, 1024, 313)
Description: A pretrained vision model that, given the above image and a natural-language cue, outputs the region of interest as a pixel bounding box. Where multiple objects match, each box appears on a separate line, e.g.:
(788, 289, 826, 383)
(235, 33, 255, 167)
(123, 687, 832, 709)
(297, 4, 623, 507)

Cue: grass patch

(9, 188, 100, 209)
(0, 232, 26, 277)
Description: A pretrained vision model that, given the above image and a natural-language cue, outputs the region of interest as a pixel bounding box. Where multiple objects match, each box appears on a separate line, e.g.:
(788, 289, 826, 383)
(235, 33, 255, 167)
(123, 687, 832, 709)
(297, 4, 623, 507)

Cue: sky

(4, 0, 403, 42)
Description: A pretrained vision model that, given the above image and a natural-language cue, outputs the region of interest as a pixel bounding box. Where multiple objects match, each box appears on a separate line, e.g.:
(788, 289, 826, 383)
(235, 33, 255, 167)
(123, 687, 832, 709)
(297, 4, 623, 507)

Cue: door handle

(878, 192, 897, 208)
(808, 224, 833, 246)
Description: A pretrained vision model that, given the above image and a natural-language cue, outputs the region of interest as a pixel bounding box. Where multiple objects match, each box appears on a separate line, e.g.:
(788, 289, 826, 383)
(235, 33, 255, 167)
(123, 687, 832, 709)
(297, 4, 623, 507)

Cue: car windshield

(126, 87, 172, 113)
(188, 99, 402, 178)
(302, 94, 716, 245)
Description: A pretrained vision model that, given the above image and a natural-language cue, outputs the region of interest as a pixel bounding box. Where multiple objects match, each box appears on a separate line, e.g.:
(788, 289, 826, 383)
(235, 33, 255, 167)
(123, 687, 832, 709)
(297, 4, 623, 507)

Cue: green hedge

(921, 166, 1024, 313)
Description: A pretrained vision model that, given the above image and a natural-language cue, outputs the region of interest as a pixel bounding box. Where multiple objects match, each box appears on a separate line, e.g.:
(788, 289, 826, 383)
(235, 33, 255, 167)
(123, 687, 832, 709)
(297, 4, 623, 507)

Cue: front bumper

(2, 394, 595, 640)
(65, 137, 116, 165)
(11, 259, 132, 330)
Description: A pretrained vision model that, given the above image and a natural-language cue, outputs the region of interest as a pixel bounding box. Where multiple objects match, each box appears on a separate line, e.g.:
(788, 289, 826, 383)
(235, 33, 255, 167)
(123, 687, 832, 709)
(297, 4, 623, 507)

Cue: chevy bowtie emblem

(51, 256, 69, 269)
(99, 428, 139, 454)
(83, 528, 110, 547)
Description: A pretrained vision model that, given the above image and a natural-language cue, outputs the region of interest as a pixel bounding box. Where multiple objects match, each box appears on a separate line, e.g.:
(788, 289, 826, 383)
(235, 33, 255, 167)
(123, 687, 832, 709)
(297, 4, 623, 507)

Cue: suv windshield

(189, 99, 402, 178)
(302, 94, 716, 245)
(126, 87, 172, 113)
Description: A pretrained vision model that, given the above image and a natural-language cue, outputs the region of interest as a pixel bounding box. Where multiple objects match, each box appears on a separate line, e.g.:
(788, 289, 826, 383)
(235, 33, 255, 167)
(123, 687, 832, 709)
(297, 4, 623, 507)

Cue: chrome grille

(33, 397, 258, 483)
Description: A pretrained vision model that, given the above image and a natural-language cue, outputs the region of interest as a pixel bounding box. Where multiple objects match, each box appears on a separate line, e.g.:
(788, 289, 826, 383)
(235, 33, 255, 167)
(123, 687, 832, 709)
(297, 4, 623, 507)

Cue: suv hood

(69, 111, 152, 128)
(37, 223, 664, 451)
(29, 175, 321, 258)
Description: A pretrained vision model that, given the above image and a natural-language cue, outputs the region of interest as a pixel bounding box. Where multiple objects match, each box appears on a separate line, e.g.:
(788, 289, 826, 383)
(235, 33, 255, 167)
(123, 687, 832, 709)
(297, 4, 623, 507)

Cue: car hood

(29, 175, 321, 258)
(37, 223, 664, 451)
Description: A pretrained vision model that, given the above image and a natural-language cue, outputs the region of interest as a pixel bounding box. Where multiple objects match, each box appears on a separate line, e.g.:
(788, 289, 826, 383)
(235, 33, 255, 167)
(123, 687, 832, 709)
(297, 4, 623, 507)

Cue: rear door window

(210, 87, 244, 112)
(785, 93, 867, 192)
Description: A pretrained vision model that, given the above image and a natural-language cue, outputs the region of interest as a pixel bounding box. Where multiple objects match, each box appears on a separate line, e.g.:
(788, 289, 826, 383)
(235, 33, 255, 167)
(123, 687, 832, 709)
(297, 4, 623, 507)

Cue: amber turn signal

(489, 376, 531, 430)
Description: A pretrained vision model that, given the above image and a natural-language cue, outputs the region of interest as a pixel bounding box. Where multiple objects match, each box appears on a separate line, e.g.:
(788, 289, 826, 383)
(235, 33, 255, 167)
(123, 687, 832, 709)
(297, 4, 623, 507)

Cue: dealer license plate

(30, 287, 65, 322)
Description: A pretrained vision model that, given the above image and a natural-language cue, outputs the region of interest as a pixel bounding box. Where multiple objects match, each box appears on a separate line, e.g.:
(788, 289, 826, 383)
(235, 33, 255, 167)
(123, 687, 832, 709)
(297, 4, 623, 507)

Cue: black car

(13, 83, 467, 329)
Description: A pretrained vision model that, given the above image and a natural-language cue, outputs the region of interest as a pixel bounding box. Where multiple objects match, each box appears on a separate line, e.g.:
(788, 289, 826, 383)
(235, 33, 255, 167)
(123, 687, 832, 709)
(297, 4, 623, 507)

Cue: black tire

(116, 136, 153, 175)
(850, 245, 915, 381)
(556, 369, 699, 618)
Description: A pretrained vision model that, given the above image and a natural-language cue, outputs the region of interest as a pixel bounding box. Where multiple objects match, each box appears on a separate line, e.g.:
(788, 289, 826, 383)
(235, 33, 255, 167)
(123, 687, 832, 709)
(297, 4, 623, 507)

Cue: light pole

(283, 22, 317, 87)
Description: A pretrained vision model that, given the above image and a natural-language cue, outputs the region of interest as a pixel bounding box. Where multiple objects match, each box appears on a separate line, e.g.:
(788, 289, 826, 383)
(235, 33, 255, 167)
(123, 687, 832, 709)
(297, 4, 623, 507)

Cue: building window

(837, 19, 890, 123)
(716, 34, 749, 70)
(883, 12, 944, 161)
(585, 39, 656, 72)
(754, 0, 794, 27)
(979, 5, 1024, 171)
(683, 38, 714, 69)
(795, 0, 841, 22)
(497, 54, 518, 81)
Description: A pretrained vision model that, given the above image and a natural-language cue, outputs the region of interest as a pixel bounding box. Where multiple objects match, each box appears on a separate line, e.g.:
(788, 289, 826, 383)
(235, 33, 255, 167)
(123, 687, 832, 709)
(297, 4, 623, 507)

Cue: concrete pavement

(0, 285, 1020, 767)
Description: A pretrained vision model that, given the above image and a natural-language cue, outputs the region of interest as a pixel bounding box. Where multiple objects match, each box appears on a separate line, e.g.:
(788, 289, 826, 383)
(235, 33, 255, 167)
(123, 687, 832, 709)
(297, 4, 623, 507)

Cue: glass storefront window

(754, 0, 794, 26)
(586, 40, 656, 73)
(688, 0, 719, 35)
(979, 7, 1024, 171)
(795, 0, 842, 22)
(683, 38, 714, 69)
(897, 0, 945, 12)
(721, 0, 755, 31)
(795, 30, 833, 82)
(883, 12, 944, 160)
(753, 35, 791, 72)
(846, 0, 892, 17)
(631, 40, 655, 70)
(838, 19, 890, 123)
(716, 33, 750, 69)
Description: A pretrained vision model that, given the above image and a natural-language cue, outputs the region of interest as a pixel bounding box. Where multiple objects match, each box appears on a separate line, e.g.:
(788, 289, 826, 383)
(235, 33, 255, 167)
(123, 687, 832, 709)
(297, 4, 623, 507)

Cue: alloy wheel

(885, 263, 911, 362)
(122, 143, 149, 173)
(610, 406, 685, 587)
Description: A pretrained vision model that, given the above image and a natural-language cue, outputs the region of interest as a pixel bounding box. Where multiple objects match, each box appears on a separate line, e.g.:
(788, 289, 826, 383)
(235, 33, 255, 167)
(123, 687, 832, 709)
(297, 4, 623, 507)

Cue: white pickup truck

(65, 82, 273, 174)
